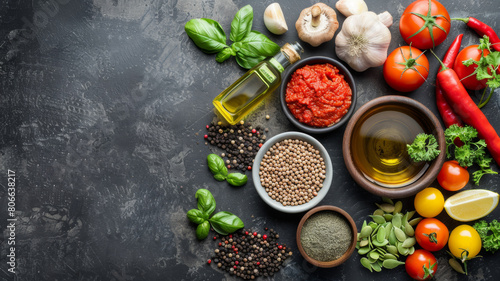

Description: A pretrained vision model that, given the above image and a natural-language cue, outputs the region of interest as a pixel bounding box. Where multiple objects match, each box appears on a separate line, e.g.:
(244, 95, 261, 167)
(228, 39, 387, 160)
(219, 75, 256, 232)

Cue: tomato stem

(407, 0, 450, 48)
(396, 44, 429, 80)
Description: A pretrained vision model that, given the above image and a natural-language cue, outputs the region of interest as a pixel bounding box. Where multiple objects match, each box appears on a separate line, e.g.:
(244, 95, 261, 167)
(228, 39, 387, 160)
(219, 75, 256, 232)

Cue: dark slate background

(0, 0, 499, 280)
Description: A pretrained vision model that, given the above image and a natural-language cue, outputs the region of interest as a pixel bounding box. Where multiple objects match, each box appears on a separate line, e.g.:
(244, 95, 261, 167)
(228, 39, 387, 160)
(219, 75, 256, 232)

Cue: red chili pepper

(436, 34, 464, 128)
(453, 17, 500, 52)
(434, 57, 500, 165)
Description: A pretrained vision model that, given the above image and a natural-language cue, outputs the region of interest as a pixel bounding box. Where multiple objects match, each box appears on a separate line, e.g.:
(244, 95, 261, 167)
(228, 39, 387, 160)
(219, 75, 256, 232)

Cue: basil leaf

(226, 173, 248, 186)
(185, 18, 228, 54)
(235, 53, 266, 69)
(230, 5, 253, 42)
(187, 208, 207, 224)
(215, 47, 235, 63)
(196, 221, 211, 240)
(195, 189, 216, 216)
(207, 154, 228, 179)
(236, 31, 280, 57)
(209, 211, 244, 235)
(214, 173, 227, 181)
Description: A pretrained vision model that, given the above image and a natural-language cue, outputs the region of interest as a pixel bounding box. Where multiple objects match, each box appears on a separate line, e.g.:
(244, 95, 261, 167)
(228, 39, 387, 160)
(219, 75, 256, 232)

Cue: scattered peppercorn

(204, 122, 268, 172)
(209, 228, 291, 280)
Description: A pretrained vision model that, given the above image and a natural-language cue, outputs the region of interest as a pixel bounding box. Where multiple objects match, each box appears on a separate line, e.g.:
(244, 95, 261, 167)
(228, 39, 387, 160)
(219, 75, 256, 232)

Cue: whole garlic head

(335, 11, 391, 72)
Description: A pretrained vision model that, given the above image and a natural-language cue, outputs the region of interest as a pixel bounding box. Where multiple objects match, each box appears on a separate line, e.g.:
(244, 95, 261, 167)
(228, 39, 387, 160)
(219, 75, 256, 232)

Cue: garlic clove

(335, 0, 368, 17)
(264, 3, 288, 35)
(378, 11, 393, 28)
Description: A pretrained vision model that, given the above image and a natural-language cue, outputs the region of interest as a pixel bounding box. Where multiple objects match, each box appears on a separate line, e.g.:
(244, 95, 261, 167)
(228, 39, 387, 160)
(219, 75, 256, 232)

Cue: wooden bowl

(296, 205, 357, 268)
(342, 95, 446, 198)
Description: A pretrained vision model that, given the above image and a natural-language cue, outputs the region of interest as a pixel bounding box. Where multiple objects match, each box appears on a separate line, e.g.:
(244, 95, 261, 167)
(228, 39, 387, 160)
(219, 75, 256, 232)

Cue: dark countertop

(1, 0, 499, 280)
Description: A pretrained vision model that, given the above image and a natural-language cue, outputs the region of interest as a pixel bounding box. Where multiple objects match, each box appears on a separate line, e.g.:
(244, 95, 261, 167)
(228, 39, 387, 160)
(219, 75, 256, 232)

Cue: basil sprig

(207, 154, 248, 186)
(184, 5, 279, 69)
(187, 189, 244, 240)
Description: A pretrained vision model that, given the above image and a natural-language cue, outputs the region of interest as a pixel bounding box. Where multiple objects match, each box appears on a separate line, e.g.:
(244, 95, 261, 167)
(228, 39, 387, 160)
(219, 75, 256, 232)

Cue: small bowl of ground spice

(296, 205, 357, 268)
(280, 56, 357, 134)
(252, 131, 333, 213)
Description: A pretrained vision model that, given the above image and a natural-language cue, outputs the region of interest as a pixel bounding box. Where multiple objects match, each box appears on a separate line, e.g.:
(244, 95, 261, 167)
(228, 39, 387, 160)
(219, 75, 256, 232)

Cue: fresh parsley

(473, 219, 500, 253)
(407, 133, 441, 162)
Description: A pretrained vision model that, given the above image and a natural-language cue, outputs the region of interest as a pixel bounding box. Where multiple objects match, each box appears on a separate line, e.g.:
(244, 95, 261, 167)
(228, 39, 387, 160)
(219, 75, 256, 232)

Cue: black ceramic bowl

(280, 56, 357, 134)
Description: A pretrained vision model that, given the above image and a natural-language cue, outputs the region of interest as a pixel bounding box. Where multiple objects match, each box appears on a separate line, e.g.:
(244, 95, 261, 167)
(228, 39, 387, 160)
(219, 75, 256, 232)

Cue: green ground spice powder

(300, 211, 353, 262)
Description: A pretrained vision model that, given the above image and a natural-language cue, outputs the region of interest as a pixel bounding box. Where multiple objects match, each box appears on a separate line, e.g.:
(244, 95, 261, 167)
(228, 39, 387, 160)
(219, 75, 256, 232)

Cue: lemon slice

(444, 189, 499, 222)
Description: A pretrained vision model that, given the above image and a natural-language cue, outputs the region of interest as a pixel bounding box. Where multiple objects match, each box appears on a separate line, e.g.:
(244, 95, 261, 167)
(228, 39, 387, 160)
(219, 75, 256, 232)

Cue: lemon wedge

(444, 189, 499, 222)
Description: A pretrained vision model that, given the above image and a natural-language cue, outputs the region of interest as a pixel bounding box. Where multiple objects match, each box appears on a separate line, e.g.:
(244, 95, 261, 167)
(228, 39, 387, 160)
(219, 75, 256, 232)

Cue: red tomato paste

(286, 63, 352, 127)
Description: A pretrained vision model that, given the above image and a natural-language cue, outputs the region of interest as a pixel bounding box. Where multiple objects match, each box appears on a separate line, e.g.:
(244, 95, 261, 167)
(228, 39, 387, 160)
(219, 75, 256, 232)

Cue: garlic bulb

(335, 11, 391, 72)
(264, 3, 288, 35)
(335, 0, 368, 17)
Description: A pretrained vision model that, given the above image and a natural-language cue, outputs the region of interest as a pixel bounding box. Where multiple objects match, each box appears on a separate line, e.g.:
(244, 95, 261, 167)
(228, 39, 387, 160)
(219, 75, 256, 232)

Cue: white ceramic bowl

(252, 132, 333, 213)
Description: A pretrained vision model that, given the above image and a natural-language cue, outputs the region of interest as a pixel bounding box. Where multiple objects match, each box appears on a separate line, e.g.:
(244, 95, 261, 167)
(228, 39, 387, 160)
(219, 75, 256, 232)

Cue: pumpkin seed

(382, 259, 405, 269)
(369, 221, 378, 229)
(376, 203, 395, 213)
(392, 213, 402, 228)
(402, 237, 416, 248)
(369, 251, 380, 260)
(372, 239, 389, 247)
(377, 227, 386, 243)
(382, 197, 394, 205)
(406, 210, 416, 221)
(404, 221, 415, 237)
(449, 258, 466, 274)
(358, 246, 371, 255)
(383, 253, 397, 260)
(359, 226, 373, 239)
(383, 213, 393, 221)
(388, 228, 397, 245)
(359, 239, 369, 248)
(397, 243, 410, 256)
(393, 201, 403, 214)
(408, 246, 415, 255)
(373, 209, 385, 217)
(384, 222, 392, 239)
(370, 215, 386, 225)
(376, 247, 387, 255)
(409, 217, 422, 227)
(371, 261, 382, 272)
(394, 227, 407, 242)
(360, 257, 373, 272)
(386, 245, 398, 256)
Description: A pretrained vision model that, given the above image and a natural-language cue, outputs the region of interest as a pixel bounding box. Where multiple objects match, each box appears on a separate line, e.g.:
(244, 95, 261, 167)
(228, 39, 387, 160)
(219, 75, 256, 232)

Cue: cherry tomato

(448, 225, 482, 260)
(383, 46, 429, 92)
(437, 160, 469, 191)
(415, 218, 449, 251)
(454, 45, 490, 90)
(414, 187, 444, 217)
(405, 249, 438, 280)
(399, 0, 451, 49)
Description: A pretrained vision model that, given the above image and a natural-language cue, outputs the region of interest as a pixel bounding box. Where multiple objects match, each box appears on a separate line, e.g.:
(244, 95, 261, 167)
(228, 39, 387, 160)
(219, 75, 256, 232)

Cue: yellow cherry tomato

(414, 187, 444, 217)
(448, 225, 482, 260)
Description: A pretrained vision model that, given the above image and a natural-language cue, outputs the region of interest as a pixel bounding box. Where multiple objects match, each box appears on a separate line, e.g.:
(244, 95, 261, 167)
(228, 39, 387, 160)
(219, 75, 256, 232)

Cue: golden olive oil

(350, 104, 429, 187)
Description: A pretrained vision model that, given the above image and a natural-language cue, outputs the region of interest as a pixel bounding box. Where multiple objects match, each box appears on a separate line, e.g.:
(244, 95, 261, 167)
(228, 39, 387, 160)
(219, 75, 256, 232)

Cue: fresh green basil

(226, 173, 248, 186)
(235, 53, 266, 69)
(209, 211, 245, 235)
(187, 208, 207, 224)
(207, 154, 228, 180)
(196, 221, 211, 240)
(234, 31, 280, 57)
(195, 189, 216, 216)
(185, 18, 228, 54)
(230, 5, 253, 43)
(215, 47, 235, 63)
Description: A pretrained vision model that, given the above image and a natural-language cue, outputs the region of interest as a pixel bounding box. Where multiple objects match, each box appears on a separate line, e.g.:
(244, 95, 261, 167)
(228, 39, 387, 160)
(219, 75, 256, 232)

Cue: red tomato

(454, 45, 490, 90)
(405, 250, 438, 280)
(399, 0, 451, 49)
(437, 160, 469, 191)
(383, 46, 429, 92)
(415, 218, 449, 251)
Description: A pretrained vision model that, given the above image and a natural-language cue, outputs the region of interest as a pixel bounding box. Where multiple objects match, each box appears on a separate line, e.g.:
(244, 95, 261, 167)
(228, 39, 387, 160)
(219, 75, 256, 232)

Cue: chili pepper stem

(478, 88, 494, 109)
(451, 17, 470, 23)
(429, 49, 449, 71)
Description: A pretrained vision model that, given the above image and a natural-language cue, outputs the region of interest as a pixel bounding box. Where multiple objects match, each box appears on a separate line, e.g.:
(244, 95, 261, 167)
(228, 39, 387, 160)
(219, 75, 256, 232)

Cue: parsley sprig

(462, 36, 500, 108)
(473, 219, 500, 253)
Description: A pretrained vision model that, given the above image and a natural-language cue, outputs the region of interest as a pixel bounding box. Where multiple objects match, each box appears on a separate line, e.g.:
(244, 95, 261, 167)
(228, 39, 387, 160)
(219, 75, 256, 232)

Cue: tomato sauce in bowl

(285, 63, 352, 128)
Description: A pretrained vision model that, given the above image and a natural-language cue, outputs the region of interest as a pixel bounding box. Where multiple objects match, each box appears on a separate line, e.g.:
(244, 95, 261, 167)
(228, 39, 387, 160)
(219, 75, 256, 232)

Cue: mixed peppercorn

(208, 228, 292, 280)
(205, 121, 268, 172)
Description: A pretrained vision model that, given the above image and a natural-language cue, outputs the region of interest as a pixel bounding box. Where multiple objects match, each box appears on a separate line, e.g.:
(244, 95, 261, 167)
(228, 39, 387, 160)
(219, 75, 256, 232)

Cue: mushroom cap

(295, 3, 339, 47)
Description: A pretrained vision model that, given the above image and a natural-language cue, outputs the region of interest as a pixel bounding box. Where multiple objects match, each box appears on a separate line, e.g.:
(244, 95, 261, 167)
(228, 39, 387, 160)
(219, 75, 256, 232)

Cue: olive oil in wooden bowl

(343, 96, 446, 198)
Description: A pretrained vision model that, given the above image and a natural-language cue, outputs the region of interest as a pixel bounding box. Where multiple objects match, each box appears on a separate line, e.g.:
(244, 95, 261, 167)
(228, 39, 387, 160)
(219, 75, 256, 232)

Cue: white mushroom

(295, 3, 339, 47)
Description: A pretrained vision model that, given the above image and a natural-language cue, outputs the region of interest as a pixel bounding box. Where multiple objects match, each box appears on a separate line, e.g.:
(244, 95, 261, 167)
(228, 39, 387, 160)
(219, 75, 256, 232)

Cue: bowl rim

(280, 56, 357, 134)
(252, 131, 333, 213)
(296, 205, 358, 268)
(342, 95, 446, 198)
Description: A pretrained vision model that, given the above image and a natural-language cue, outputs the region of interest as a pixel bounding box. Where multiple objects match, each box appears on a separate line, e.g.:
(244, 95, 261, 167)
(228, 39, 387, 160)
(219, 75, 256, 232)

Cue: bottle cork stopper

(282, 43, 302, 64)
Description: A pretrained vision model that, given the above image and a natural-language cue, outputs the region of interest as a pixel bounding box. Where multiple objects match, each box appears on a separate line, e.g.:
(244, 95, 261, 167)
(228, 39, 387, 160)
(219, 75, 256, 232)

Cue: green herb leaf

(407, 133, 440, 162)
(235, 31, 280, 58)
(216, 47, 235, 63)
(185, 18, 228, 54)
(195, 189, 216, 216)
(235, 53, 266, 69)
(207, 154, 228, 180)
(230, 5, 253, 42)
(473, 219, 500, 253)
(209, 211, 244, 235)
(196, 221, 211, 240)
(226, 173, 248, 186)
(187, 208, 207, 224)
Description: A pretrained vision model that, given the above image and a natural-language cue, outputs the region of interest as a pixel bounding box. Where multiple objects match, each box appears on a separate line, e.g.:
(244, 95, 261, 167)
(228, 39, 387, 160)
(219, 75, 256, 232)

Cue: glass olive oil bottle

(213, 42, 303, 125)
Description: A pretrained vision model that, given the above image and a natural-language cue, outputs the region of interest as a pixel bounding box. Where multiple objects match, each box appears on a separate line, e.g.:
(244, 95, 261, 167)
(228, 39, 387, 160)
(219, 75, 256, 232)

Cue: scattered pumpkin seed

(361, 257, 373, 272)
(358, 246, 371, 255)
(386, 245, 398, 256)
(373, 209, 385, 217)
(377, 227, 386, 243)
(409, 217, 422, 227)
(383, 213, 393, 221)
(382, 197, 394, 205)
(404, 221, 415, 237)
(369, 251, 380, 260)
(382, 259, 405, 269)
(373, 239, 389, 247)
(402, 237, 416, 248)
(394, 227, 407, 242)
(359, 226, 373, 239)
(383, 253, 397, 260)
(392, 213, 402, 228)
(370, 215, 386, 225)
(388, 227, 397, 245)
(359, 239, 369, 248)
(408, 246, 415, 255)
(393, 201, 403, 214)
(376, 203, 395, 213)
(371, 261, 382, 272)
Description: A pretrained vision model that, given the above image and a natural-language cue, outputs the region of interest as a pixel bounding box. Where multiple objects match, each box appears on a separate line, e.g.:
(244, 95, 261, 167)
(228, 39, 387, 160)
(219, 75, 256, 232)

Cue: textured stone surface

(0, 0, 499, 280)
